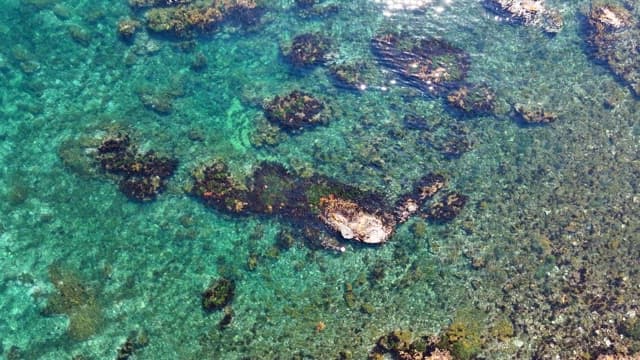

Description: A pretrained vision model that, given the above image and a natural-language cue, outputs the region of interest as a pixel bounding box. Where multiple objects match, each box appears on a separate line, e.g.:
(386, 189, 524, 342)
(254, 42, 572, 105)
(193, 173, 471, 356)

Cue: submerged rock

(446, 84, 496, 115)
(96, 133, 178, 202)
(190, 160, 249, 214)
(143, 0, 261, 38)
(436, 125, 472, 158)
(201, 278, 235, 312)
(586, 3, 640, 96)
(191, 159, 460, 246)
(395, 173, 446, 223)
(426, 192, 468, 222)
(318, 194, 395, 244)
(246, 162, 302, 215)
(514, 103, 557, 124)
(294, 0, 316, 8)
(129, 0, 194, 8)
(283, 33, 331, 67)
(263, 90, 328, 131)
(371, 32, 470, 95)
(117, 18, 141, 42)
(485, 0, 563, 34)
(294, 1, 339, 19)
(119, 175, 164, 202)
(327, 62, 377, 91)
(371, 329, 454, 360)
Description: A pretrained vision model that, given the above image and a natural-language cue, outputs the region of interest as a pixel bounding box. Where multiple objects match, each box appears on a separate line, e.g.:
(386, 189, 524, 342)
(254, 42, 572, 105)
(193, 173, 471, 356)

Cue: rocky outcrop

(318, 195, 395, 244)
(586, 3, 640, 96)
(485, 0, 563, 34)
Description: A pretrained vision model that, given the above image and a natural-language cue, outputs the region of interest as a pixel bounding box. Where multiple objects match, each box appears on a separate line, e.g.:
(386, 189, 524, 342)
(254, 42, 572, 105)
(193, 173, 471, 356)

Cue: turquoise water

(1, 0, 639, 359)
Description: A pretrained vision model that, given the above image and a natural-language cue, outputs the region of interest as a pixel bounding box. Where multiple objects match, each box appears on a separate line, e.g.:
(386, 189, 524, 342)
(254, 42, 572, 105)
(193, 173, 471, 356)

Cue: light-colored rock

(318, 195, 394, 244)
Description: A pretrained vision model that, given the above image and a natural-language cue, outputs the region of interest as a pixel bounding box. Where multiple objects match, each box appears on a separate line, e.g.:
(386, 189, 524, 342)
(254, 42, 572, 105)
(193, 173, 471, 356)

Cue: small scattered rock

(201, 278, 235, 312)
(117, 18, 140, 42)
(514, 103, 557, 124)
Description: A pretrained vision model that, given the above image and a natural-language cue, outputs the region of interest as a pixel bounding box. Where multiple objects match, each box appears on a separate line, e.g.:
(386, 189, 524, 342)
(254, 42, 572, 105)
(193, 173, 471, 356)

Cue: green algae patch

(490, 316, 515, 341)
(438, 310, 486, 360)
(43, 264, 103, 340)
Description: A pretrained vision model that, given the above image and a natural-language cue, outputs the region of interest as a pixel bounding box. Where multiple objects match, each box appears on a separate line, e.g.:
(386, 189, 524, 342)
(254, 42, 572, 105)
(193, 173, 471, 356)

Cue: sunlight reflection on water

(372, 0, 454, 15)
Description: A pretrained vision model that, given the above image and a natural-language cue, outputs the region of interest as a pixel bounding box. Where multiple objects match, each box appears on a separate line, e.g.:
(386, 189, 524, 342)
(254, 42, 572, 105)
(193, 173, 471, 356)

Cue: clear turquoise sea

(1, 0, 639, 359)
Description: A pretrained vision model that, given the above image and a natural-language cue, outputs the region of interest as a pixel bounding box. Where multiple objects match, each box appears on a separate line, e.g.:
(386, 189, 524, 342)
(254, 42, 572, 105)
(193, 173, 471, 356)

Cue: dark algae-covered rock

(328, 62, 377, 90)
(586, 3, 640, 96)
(514, 103, 557, 124)
(190, 160, 457, 246)
(263, 90, 328, 131)
(426, 192, 468, 222)
(370, 329, 454, 359)
(395, 173, 446, 223)
(116, 330, 149, 360)
(142, 0, 262, 38)
(446, 84, 496, 115)
(371, 32, 470, 95)
(283, 33, 331, 67)
(246, 162, 304, 215)
(202, 278, 235, 312)
(96, 133, 177, 202)
(190, 159, 249, 214)
(118, 176, 164, 202)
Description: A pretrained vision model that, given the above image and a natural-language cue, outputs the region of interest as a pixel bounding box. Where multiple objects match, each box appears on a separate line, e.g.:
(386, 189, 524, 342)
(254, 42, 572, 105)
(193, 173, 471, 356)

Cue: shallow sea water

(1, 0, 639, 359)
